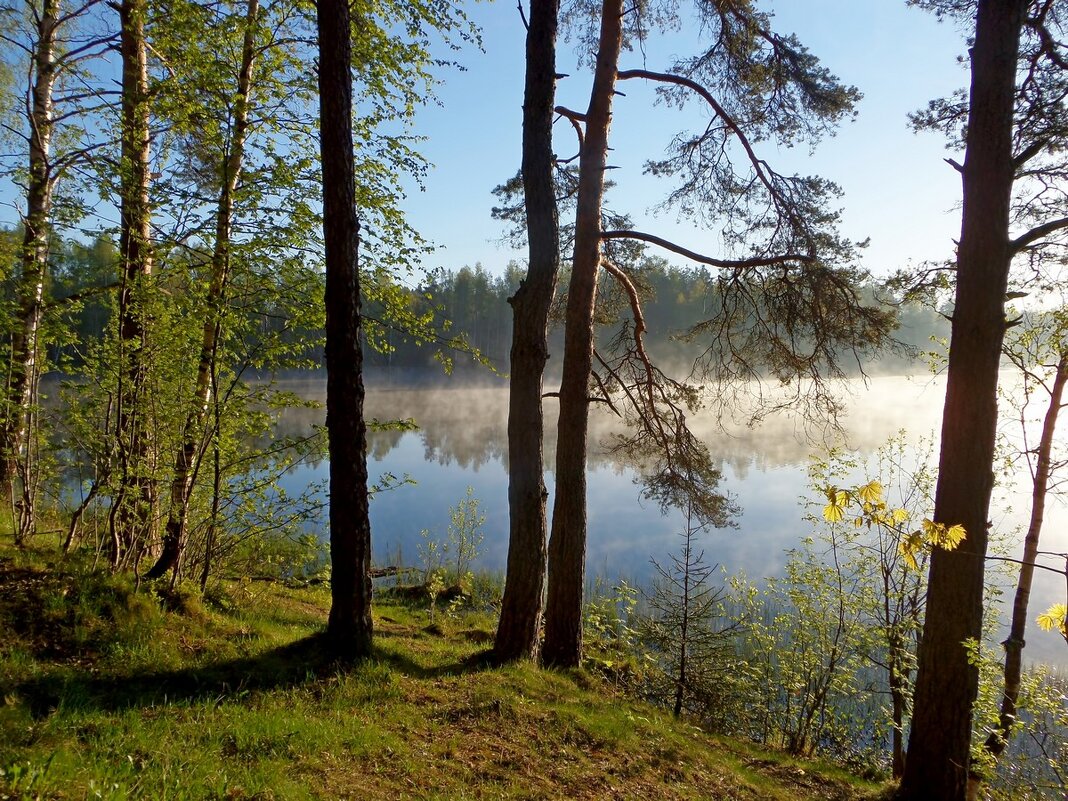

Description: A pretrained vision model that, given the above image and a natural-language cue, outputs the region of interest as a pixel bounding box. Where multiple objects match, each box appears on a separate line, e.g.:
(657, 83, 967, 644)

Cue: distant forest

(365, 261, 949, 378)
(18, 228, 948, 380)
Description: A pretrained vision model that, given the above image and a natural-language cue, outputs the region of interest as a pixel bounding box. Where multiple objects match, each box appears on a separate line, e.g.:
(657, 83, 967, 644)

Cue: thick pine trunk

(146, 0, 260, 582)
(493, 0, 561, 664)
(1, 0, 59, 539)
(541, 0, 623, 669)
(318, 0, 373, 659)
(111, 0, 155, 569)
(898, 2, 1026, 797)
(985, 353, 1067, 758)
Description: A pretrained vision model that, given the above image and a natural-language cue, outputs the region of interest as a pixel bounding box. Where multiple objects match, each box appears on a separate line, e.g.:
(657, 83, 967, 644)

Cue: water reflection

(272, 373, 1066, 667)
(276, 374, 954, 474)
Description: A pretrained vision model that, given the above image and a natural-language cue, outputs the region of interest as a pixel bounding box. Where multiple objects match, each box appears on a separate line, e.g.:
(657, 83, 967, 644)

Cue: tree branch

(53, 34, 118, 69)
(1014, 137, 1048, 170)
(601, 229, 814, 269)
(1010, 216, 1068, 254)
(601, 258, 660, 429)
(553, 105, 586, 122)
(45, 281, 120, 310)
(984, 554, 1067, 578)
(541, 389, 616, 407)
(588, 354, 622, 417)
(54, 0, 106, 28)
(1028, 14, 1068, 71)
(593, 348, 642, 419)
(601, 259, 649, 365)
(617, 68, 782, 206)
(554, 105, 584, 164)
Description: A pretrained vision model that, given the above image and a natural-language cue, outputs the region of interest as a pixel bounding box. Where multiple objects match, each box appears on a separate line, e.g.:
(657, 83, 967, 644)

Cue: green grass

(0, 547, 893, 800)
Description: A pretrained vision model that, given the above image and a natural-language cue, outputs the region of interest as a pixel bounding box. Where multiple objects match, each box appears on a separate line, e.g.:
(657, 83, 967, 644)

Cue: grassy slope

(0, 549, 891, 800)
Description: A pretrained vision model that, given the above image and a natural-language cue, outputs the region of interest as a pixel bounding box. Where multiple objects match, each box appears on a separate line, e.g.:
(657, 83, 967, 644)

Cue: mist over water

(276, 373, 1067, 667)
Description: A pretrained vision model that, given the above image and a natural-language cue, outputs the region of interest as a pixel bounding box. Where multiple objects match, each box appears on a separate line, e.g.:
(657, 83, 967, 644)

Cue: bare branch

(554, 105, 583, 163)
(52, 141, 111, 181)
(0, 33, 34, 56)
(601, 229, 814, 269)
(554, 105, 586, 123)
(54, 34, 118, 69)
(54, 0, 106, 27)
(589, 359, 622, 417)
(984, 554, 1067, 578)
(1010, 216, 1068, 254)
(601, 259, 649, 365)
(541, 390, 615, 406)
(593, 347, 645, 422)
(1014, 137, 1048, 170)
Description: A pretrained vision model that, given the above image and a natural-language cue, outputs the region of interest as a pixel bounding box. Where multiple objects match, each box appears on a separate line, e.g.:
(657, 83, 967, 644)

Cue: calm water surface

(277, 373, 1068, 667)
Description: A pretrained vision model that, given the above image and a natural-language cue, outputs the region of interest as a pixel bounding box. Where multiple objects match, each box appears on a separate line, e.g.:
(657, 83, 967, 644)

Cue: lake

(275, 372, 1068, 668)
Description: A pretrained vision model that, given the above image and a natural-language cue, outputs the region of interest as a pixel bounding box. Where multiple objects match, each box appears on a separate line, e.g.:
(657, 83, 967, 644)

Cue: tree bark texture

(0, 0, 59, 537)
(541, 0, 623, 669)
(111, 0, 156, 569)
(899, 2, 1027, 797)
(985, 352, 1067, 759)
(318, 0, 373, 659)
(493, 0, 561, 664)
(146, 0, 260, 581)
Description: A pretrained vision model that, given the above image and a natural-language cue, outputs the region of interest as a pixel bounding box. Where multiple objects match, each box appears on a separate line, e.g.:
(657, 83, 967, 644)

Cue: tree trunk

(985, 352, 1067, 758)
(1, 0, 59, 537)
(318, 0, 373, 660)
(889, 657, 907, 779)
(146, 0, 260, 582)
(199, 368, 222, 592)
(493, 0, 560, 664)
(542, 0, 623, 669)
(899, 2, 1027, 797)
(111, 0, 155, 569)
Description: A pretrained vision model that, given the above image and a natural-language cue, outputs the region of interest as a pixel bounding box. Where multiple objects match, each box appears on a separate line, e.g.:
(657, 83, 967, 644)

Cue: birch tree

(0, 0, 112, 542)
(143, 0, 263, 581)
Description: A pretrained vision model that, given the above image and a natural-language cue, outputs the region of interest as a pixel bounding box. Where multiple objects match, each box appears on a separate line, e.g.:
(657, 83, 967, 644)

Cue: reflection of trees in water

(368, 430, 404, 461)
(268, 376, 946, 477)
(372, 387, 507, 469)
(269, 382, 509, 469)
(420, 426, 506, 470)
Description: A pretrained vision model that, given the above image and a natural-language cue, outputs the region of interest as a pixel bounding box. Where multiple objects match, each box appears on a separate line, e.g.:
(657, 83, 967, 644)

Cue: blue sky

(0, 0, 971, 280)
(400, 0, 971, 279)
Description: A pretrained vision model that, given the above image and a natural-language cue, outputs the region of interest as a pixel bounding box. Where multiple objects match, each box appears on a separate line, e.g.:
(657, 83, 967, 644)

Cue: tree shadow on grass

(9, 634, 495, 720)
(374, 643, 495, 681)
